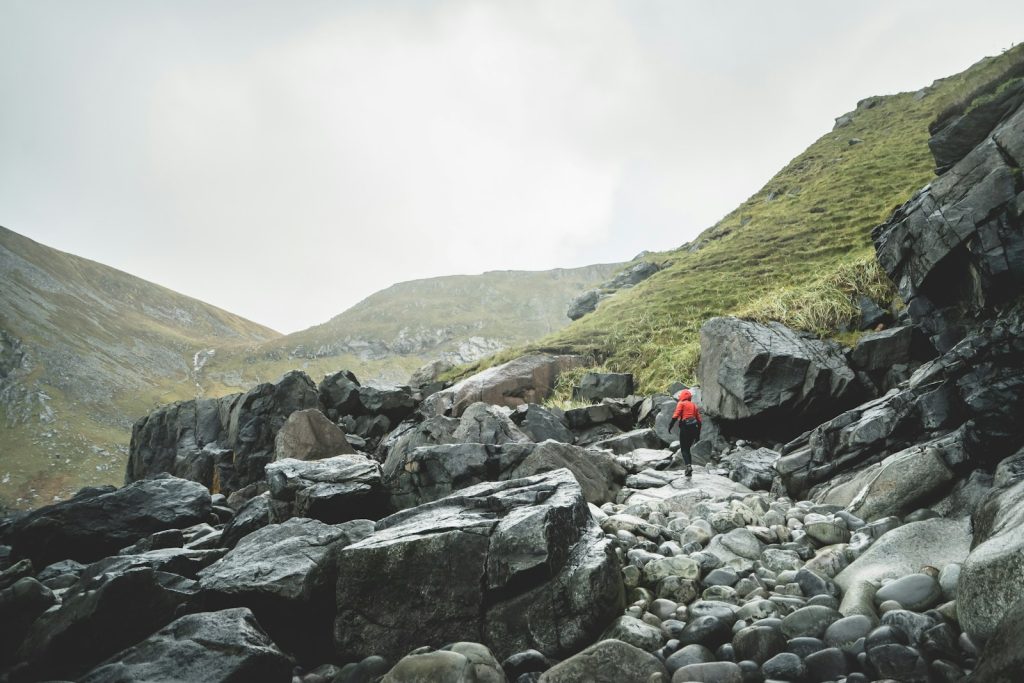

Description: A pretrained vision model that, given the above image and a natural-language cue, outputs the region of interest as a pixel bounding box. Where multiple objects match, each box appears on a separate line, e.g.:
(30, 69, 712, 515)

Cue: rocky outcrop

(697, 317, 861, 438)
(8, 476, 210, 567)
(566, 261, 661, 321)
(421, 354, 583, 417)
(778, 305, 1024, 498)
(510, 403, 573, 443)
(77, 608, 294, 683)
(333, 469, 623, 663)
(874, 94, 1024, 352)
(929, 76, 1024, 174)
(125, 393, 238, 490)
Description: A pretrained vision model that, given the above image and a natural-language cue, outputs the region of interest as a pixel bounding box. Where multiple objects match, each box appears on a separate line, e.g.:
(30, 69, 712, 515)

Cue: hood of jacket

(678, 389, 692, 402)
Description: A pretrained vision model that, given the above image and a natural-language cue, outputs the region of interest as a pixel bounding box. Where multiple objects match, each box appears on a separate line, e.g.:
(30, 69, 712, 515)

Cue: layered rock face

(874, 92, 1024, 353)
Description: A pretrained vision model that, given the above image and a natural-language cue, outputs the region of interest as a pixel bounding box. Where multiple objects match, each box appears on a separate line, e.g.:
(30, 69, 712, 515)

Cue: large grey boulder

(510, 403, 573, 443)
(971, 593, 1024, 683)
(697, 317, 860, 438)
(0, 577, 55, 666)
(15, 567, 199, 681)
(274, 408, 354, 461)
(78, 608, 294, 683)
(874, 96, 1024, 352)
(200, 517, 374, 663)
(318, 369, 363, 419)
(8, 476, 211, 567)
(566, 289, 601, 320)
(333, 470, 623, 663)
(958, 477, 1024, 645)
(720, 447, 780, 492)
(421, 354, 583, 417)
(377, 415, 461, 476)
(452, 402, 531, 446)
(592, 428, 664, 455)
(265, 455, 388, 523)
(383, 441, 625, 509)
(573, 372, 635, 402)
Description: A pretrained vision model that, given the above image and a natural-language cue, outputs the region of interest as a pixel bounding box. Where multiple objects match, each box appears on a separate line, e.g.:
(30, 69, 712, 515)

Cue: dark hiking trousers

(678, 420, 700, 467)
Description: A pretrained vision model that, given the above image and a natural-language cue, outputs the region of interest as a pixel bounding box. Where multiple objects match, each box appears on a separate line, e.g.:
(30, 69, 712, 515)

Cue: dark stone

(665, 643, 715, 674)
(319, 370, 362, 419)
(375, 415, 460, 469)
(79, 547, 227, 583)
(731, 625, 786, 665)
(0, 558, 33, 590)
(15, 567, 199, 681)
(333, 470, 623, 662)
(199, 517, 373, 664)
(502, 649, 552, 679)
(879, 609, 936, 647)
(608, 261, 660, 289)
(591, 428, 664, 455)
(850, 325, 913, 374)
(356, 385, 417, 423)
(566, 289, 602, 321)
(866, 643, 929, 681)
(9, 476, 211, 567)
(511, 404, 573, 444)
(762, 651, 806, 681)
(679, 615, 733, 650)
(858, 296, 893, 330)
(0, 577, 56, 666)
(780, 605, 842, 639)
(720, 448, 780, 491)
(572, 373, 635, 402)
(220, 493, 271, 549)
(77, 608, 294, 683)
(804, 646, 848, 681)
(786, 636, 825, 658)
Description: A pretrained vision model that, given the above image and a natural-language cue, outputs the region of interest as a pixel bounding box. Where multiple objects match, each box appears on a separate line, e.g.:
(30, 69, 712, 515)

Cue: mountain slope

(453, 45, 1024, 394)
(196, 263, 623, 395)
(0, 226, 620, 508)
(0, 226, 282, 508)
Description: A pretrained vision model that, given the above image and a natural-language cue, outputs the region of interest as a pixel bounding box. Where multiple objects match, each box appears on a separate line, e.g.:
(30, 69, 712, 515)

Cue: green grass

(449, 45, 1024, 394)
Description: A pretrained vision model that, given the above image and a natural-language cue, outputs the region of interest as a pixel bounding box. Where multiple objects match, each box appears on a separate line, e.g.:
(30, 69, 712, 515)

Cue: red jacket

(672, 389, 701, 423)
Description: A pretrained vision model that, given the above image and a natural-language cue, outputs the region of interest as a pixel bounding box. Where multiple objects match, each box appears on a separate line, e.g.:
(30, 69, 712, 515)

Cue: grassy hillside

(197, 263, 622, 391)
(453, 45, 1024, 394)
(0, 226, 283, 508)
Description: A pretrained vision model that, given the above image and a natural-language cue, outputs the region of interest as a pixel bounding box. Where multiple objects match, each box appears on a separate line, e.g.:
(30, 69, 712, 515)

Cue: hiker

(668, 388, 701, 477)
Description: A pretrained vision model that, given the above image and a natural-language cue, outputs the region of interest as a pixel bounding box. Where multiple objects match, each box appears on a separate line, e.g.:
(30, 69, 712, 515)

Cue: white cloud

(1, 1, 1023, 332)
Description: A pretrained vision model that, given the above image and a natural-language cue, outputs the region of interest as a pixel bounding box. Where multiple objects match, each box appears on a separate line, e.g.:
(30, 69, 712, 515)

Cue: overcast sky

(1, 2, 1021, 334)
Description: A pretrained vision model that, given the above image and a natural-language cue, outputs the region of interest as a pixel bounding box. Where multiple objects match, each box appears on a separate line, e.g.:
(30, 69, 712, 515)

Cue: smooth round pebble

(874, 573, 943, 611)
(731, 625, 787, 665)
(665, 643, 715, 674)
(804, 646, 848, 680)
(762, 651, 806, 680)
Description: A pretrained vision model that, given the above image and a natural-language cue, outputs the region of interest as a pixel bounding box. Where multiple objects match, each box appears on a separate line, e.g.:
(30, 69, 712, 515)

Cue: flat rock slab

(78, 608, 293, 683)
(333, 469, 623, 663)
(835, 518, 971, 595)
(620, 470, 753, 516)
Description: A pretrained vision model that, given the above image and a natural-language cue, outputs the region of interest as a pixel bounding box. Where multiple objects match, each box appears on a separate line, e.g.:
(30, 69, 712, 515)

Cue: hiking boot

(684, 466, 693, 478)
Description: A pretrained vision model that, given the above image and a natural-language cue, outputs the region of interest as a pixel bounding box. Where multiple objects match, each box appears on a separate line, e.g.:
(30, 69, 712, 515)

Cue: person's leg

(681, 427, 694, 471)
